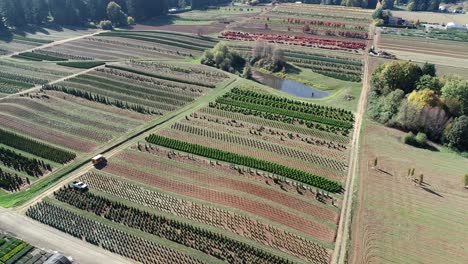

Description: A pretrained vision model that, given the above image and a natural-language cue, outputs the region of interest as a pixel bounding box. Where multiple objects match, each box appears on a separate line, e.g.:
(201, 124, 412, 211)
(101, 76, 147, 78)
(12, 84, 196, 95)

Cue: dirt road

(0, 207, 132, 264)
(331, 26, 374, 264)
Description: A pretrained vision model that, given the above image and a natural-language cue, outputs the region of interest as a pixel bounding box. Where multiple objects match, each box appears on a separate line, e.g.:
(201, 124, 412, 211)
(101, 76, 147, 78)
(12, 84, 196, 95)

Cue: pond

(252, 70, 330, 99)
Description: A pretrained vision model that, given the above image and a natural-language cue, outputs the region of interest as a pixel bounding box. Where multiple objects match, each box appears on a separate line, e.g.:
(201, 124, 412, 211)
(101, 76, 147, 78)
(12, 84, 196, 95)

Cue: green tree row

(0, 168, 24, 192)
(146, 134, 342, 192)
(0, 147, 51, 177)
(0, 128, 76, 164)
(55, 187, 294, 264)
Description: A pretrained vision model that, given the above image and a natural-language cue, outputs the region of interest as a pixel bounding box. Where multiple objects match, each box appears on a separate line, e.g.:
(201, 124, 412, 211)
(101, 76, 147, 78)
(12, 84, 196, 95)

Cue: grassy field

(351, 120, 468, 264)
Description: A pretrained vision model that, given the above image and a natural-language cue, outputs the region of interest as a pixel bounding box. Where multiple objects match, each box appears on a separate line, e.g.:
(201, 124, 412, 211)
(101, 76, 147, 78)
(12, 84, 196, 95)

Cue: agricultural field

(0, 60, 229, 198)
(35, 30, 219, 61)
(0, 233, 59, 264)
(350, 121, 468, 264)
(0, 58, 80, 97)
(27, 81, 356, 263)
(0, 27, 97, 56)
(0, 3, 378, 264)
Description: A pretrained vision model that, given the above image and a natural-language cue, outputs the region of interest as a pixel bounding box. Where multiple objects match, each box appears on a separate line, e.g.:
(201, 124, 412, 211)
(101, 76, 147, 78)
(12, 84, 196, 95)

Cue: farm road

(0, 207, 133, 264)
(331, 26, 374, 264)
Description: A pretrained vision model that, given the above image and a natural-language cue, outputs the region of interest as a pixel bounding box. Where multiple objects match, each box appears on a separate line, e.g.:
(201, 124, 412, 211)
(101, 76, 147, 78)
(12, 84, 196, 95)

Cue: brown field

(391, 10, 468, 24)
(102, 156, 337, 243)
(378, 35, 468, 68)
(351, 121, 468, 264)
(120, 149, 339, 224)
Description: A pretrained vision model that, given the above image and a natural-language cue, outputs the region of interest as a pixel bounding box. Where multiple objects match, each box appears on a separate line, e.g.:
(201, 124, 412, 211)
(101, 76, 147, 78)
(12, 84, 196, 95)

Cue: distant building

(446, 22, 467, 30)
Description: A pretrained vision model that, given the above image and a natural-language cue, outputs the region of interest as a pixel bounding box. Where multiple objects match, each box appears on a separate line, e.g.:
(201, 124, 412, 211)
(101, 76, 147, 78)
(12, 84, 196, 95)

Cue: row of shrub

(0, 128, 76, 164)
(0, 147, 51, 177)
(146, 134, 342, 192)
(106, 65, 216, 88)
(15, 52, 66, 62)
(57, 61, 105, 69)
(54, 187, 292, 263)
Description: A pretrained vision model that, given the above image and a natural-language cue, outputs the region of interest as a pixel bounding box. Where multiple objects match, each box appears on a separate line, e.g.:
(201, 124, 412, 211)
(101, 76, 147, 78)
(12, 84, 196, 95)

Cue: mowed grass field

(351, 120, 468, 264)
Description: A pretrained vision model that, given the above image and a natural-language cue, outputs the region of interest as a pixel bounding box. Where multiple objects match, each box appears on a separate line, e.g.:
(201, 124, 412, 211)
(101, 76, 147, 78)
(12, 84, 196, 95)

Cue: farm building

(446, 22, 467, 30)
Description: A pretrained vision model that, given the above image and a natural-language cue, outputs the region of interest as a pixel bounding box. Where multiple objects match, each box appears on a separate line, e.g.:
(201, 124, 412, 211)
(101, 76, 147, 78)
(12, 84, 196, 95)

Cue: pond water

(252, 70, 330, 99)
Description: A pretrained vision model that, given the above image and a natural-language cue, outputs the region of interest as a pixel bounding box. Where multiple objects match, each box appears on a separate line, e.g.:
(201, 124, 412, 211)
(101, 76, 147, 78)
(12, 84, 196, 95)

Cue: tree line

(368, 61, 468, 153)
(0, 0, 169, 28)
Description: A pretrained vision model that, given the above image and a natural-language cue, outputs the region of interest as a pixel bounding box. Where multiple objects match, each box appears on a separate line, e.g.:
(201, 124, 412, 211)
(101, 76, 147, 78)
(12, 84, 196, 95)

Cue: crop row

(214, 97, 352, 130)
(79, 172, 330, 263)
(0, 168, 24, 192)
(79, 72, 195, 105)
(67, 75, 183, 109)
(57, 61, 105, 69)
(188, 113, 348, 156)
(0, 147, 51, 177)
(35, 49, 94, 61)
(199, 107, 350, 144)
(15, 51, 66, 62)
(287, 57, 362, 73)
(220, 31, 366, 51)
(106, 64, 217, 89)
(42, 84, 163, 115)
(172, 122, 347, 172)
(54, 187, 293, 264)
(99, 32, 215, 51)
(146, 134, 342, 192)
(225, 88, 353, 122)
(291, 62, 362, 82)
(94, 68, 205, 98)
(127, 61, 229, 85)
(0, 128, 76, 164)
(26, 201, 205, 264)
(209, 103, 350, 136)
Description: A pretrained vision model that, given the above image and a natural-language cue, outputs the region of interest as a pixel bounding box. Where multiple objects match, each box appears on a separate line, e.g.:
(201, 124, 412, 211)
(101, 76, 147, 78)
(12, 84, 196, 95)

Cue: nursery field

(0, 233, 58, 264)
(26, 83, 357, 264)
(0, 4, 375, 264)
(0, 58, 80, 97)
(0, 27, 97, 56)
(35, 30, 218, 61)
(378, 30, 468, 69)
(0, 60, 229, 196)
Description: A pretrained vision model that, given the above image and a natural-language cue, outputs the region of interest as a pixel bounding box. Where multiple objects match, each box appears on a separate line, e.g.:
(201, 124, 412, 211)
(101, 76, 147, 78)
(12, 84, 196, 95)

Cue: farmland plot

(43, 61, 229, 115)
(39, 30, 218, 60)
(0, 58, 79, 97)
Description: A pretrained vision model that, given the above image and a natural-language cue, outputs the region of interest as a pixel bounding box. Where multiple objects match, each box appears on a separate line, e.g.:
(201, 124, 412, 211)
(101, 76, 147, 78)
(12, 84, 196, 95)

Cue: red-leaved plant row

(257, 17, 367, 31)
(219, 31, 366, 50)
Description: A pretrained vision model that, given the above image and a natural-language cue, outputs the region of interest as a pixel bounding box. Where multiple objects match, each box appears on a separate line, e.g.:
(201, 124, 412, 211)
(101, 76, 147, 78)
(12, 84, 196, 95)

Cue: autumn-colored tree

(408, 89, 441, 109)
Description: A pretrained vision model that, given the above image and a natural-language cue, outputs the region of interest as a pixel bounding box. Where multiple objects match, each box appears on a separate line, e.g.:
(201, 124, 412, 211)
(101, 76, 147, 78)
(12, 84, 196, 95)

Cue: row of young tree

(368, 61, 468, 153)
(0, 0, 169, 28)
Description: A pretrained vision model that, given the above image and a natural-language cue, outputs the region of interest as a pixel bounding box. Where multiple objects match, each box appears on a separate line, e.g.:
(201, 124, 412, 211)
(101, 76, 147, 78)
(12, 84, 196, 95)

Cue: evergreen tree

(0, 0, 27, 27)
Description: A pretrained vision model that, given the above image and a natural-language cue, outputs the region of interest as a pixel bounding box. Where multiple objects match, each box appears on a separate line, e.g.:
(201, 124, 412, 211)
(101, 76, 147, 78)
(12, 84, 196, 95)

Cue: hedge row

(146, 134, 342, 192)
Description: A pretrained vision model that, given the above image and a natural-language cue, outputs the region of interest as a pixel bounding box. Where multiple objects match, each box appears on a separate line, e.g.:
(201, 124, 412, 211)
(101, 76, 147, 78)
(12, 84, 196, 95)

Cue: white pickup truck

(71, 181, 88, 191)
